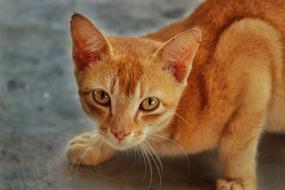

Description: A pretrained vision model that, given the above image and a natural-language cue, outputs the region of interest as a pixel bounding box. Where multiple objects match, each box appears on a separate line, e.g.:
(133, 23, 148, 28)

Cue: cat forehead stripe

(115, 57, 144, 96)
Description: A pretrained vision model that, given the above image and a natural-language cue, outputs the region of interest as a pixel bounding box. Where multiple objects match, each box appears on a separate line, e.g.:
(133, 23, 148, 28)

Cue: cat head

(70, 13, 201, 150)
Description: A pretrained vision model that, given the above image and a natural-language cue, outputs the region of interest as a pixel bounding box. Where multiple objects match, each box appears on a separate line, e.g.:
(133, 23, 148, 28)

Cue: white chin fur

(101, 137, 141, 151)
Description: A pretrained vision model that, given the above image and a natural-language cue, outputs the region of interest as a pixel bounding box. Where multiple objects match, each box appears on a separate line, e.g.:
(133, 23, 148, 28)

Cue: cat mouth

(99, 133, 143, 151)
(103, 139, 136, 150)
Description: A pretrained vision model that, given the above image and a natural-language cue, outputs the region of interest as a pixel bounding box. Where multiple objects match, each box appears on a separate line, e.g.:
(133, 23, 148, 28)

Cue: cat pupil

(101, 92, 105, 99)
(148, 98, 152, 105)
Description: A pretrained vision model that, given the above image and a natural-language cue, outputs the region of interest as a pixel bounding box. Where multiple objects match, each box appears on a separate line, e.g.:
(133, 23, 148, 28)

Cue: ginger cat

(67, 0, 285, 189)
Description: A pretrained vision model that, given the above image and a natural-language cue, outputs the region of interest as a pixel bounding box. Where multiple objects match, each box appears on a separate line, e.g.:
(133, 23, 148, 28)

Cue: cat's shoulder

(213, 18, 283, 67)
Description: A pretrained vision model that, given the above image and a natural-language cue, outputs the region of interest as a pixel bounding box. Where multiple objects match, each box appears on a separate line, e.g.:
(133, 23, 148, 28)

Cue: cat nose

(111, 129, 130, 141)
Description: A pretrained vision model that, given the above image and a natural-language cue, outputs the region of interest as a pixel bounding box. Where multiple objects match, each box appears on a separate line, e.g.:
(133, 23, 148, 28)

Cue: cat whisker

(139, 143, 154, 189)
(149, 133, 191, 173)
(69, 134, 95, 178)
(75, 146, 92, 176)
(145, 139, 163, 175)
(68, 131, 98, 170)
(133, 145, 140, 168)
(69, 131, 100, 177)
(137, 145, 148, 182)
(69, 155, 78, 178)
(76, 139, 103, 176)
(144, 139, 163, 190)
(75, 140, 97, 176)
(139, 126, 163, 175)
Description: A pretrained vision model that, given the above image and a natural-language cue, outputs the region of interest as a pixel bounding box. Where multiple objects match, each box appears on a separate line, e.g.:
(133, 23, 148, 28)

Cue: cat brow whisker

(174, 112, 191, 126)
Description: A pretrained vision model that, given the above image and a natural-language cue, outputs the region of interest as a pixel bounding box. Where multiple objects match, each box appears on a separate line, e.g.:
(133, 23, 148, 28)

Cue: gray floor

(0, 0, 285, 189)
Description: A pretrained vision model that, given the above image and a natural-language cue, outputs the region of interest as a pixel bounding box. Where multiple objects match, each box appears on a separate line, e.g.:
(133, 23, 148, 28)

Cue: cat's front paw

(217, 178, 256, 190)
(67, 132, 114, 166)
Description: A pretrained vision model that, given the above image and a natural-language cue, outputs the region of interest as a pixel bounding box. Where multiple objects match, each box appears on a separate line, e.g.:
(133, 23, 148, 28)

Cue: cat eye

(140, 97, 159, 111)
(92, 89, 111, 106)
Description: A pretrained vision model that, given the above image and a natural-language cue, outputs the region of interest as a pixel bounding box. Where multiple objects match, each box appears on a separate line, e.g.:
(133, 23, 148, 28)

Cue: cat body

(67, 0, 285, 189)
(146, 0, 285, 135)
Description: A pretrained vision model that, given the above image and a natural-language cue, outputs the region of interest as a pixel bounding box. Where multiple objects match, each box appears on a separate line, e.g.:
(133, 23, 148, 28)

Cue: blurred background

(0, 0, 285, 190)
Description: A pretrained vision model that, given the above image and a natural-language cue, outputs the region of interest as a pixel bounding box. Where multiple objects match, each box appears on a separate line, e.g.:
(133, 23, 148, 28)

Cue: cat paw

(216, 178, 256, 190)
(67, 132, 114, 166)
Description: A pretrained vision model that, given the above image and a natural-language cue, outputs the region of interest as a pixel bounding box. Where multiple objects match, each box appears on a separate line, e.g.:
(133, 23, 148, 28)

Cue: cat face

(70, 14, 200, 150)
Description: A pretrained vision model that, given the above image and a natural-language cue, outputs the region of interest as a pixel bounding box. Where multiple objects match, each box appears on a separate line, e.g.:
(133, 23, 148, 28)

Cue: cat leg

(217, 110, 265, 190)
(67, 131, 115, 166)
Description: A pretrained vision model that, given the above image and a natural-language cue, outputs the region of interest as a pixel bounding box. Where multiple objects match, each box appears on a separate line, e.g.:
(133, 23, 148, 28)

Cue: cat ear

(70, 13, 111, 69)
(154, 29, 201, 83)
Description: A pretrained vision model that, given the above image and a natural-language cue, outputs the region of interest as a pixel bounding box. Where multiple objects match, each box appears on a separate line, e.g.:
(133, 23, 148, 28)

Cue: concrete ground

(0, 0, 285, 189)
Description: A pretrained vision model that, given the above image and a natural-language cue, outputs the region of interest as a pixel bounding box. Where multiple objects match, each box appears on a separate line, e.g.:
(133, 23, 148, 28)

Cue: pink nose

(111, 130, 130, 141)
